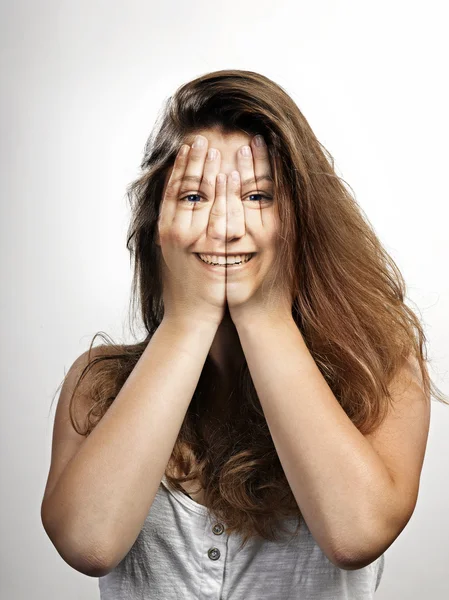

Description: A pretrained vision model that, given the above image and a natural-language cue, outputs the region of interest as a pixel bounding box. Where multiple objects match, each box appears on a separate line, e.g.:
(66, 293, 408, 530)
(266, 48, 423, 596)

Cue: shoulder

(63, 343, 125, 424)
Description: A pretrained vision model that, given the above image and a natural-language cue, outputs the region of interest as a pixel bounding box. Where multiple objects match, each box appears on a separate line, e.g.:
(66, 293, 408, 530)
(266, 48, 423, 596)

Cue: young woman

(41, 70, 445, 599)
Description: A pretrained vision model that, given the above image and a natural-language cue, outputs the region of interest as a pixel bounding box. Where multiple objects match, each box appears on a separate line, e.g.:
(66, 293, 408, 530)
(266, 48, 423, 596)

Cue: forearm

(45, 318, 217, 571)
(235, 316, 396, 567)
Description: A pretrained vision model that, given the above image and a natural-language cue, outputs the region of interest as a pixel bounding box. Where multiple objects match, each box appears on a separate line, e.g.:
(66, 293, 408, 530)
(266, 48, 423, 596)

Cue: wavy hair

(52, 69, 448, 550)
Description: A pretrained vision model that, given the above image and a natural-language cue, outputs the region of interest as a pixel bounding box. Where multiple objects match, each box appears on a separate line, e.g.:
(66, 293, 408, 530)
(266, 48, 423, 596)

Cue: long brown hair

(52, 69, 448, 550)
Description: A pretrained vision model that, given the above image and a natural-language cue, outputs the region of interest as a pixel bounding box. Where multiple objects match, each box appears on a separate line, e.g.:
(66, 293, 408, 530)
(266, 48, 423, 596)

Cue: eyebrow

(241, 174, 274, 186)
(180, 174, 274, 187)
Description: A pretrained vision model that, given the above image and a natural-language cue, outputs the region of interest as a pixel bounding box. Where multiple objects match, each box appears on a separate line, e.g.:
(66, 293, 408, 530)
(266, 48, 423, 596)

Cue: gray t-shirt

(98, 473, 385, 599)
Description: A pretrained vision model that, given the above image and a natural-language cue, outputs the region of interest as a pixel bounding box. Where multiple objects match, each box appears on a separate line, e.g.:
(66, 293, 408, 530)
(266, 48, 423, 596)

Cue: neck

(200, 307, 245, 422)
(209, 306, 245, 379)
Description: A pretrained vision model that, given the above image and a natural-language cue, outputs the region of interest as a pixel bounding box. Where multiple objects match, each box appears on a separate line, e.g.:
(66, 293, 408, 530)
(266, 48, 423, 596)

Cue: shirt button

(212, 523, 224, 535)
(208, 547, 221, 561)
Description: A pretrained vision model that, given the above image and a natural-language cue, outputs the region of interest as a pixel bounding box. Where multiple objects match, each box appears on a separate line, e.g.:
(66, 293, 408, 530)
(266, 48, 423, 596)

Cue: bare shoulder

(42, 344, 116, 510)
(66, 345, 114, 421)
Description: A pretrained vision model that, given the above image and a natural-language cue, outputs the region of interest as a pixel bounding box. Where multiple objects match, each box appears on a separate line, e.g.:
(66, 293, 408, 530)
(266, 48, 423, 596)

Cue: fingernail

(192, 135, 206, 148)
(254, 135, 265, 147)
(207, 148, 217, 161)
(232, 171, 240, 182)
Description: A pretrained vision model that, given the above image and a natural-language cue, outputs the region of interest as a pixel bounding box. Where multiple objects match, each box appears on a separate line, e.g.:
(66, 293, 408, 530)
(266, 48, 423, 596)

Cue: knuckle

(164, 179, 179, 197)
(201, 176, 215, 190)
(209, 206, 226, 219)
(188, 153, 203, 163)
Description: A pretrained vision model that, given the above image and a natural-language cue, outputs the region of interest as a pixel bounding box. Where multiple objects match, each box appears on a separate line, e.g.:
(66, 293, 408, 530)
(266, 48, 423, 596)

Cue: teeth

(198, 253, 253, 266)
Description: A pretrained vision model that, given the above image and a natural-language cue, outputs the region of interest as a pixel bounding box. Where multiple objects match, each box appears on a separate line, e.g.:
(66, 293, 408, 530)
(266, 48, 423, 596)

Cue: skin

(162, 128, 280, 415)
(156, 130, 431, 569)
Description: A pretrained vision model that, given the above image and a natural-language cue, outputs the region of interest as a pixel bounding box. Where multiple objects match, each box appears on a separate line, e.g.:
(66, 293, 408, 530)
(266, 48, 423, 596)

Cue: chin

(226, 285, 253, 306)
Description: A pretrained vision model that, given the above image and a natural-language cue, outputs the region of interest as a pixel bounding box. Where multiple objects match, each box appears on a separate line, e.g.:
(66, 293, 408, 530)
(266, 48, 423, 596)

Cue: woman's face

(162, 127, 281, 308)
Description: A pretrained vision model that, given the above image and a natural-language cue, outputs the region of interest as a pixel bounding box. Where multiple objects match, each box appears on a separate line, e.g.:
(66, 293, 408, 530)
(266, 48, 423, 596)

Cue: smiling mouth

(195, 253, 255, 267)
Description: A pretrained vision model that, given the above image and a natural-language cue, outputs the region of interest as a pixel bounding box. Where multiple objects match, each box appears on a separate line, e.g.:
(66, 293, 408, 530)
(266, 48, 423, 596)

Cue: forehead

(183, 128, 253, 166)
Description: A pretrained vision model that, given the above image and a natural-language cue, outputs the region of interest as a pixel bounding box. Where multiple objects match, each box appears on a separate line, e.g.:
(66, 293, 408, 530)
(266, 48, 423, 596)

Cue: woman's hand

(157, 135, 227, 329)
(227, 137, 294, 328)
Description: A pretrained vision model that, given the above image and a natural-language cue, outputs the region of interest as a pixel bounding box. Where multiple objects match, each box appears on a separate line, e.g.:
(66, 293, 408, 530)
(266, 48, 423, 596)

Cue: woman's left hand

(226, 136, 293, 328)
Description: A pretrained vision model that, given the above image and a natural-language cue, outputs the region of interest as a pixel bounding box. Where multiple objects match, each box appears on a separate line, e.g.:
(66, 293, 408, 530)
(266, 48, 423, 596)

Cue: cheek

(257, 217, 280, 249)
(161, 171, 172, 199)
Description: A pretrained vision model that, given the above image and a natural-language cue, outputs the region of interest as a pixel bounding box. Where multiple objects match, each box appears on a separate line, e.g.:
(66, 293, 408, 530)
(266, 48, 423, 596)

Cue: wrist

(160, 316, 220, 336)
(233, 312, 296, 333)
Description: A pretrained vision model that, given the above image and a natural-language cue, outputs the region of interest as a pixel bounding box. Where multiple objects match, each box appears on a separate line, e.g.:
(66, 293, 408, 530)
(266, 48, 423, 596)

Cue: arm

(42, 318, 217, 576)
(234, 315, 429, 570)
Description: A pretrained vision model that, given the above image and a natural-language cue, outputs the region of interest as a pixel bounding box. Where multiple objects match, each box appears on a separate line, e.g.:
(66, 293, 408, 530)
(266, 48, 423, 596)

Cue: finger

(173, 134, 209, 233)
(226, 170, 245, 241)
(242, 137, 273, 229)
(158, 144, 190, 236)
(206, 172, 227, 243)
(190, 147, 221, 239)
(236, 143, 261, 228)
(236, 144, 260, 233)
(250, 135, 273, 190)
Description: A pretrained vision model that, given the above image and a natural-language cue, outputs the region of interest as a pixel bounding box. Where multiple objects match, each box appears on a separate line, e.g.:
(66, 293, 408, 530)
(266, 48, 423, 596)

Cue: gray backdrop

(1, 0, 448, 598)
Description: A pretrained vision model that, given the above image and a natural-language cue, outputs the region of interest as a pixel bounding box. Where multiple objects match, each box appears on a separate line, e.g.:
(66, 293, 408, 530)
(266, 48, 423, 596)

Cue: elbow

(330, 535, 384, 570)
(64, 553, 112, 578)
(41, 504, 113, 577)
(330, 519, 404, 571)
(331, 548, 380, 571)
(329, 489, 416, 571)
(329, 519, 392, 571)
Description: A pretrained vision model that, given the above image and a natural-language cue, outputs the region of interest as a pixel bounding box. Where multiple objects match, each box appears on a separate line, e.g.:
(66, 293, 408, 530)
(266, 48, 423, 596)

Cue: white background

(1, 0, 448, 598)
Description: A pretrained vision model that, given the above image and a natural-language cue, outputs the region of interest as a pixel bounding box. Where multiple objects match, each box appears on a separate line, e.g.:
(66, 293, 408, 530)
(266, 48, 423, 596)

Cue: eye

(246, 193, 272, 203)
(180, 192, 273, 204)
(180, 193, 203, 203)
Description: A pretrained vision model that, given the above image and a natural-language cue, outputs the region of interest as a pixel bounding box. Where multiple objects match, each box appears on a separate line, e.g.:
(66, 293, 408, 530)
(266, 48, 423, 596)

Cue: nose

(207, 173, 246, 242)
(207, 207, 246, 243)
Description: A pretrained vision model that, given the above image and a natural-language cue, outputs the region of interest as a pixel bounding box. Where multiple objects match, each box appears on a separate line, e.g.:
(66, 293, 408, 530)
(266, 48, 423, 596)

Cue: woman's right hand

(157, 135, 227, 329)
